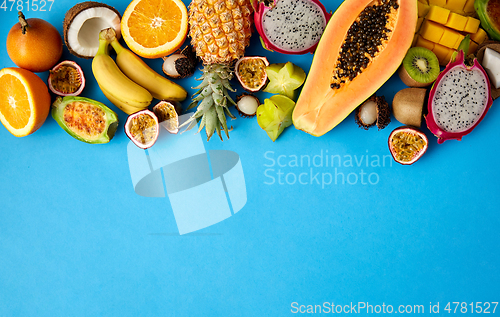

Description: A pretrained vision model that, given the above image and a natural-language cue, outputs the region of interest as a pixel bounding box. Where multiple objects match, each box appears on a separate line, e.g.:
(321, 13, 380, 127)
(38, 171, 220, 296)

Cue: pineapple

(183, 0, 253, 140)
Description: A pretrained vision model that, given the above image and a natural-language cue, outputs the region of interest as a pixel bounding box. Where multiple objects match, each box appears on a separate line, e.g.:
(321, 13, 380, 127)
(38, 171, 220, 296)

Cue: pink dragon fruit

(252, 0, 331, 55)
(426, 50, 493, 144)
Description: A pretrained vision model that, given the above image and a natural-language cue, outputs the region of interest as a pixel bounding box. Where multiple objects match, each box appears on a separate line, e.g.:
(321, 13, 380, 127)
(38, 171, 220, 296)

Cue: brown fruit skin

(7, 18, 63, 73)
(392, 88, 426, 127)
(397, 64, 432, 88)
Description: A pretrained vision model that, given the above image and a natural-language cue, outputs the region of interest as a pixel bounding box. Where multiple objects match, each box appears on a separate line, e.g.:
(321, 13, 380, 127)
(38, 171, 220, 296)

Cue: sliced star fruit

(51, 96, 118, 144)
(263, 62, 306, 100)
(257, 94, 296, 141)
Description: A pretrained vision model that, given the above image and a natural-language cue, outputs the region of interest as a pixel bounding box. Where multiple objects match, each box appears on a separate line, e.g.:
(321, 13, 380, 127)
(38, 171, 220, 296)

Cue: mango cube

(429, 0, 446, 7)
(415, 35, 436, 51)
(452, 33, 466, 49)
(470, 28, 488, 44)
(444, 49, 455, 65)
(463, 0, 475, 14)
(433, 43, 454, 65)
(443, 0, 467, 13)
(426, 5, 450, 24)
(418, 0, 429, 4)
(468, 41, 478, 55)
(439, 29, 462, 48)
(416, 17, 424, 31)
(418, 2, 430, 17)
(420, 20, 445, 43)
(445, 12, 468, 31)
(464, 17, 480, 34)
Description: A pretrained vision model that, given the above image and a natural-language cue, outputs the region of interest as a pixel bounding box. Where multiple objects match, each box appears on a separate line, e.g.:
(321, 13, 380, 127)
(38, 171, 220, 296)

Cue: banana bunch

(92, 28, 187, 115)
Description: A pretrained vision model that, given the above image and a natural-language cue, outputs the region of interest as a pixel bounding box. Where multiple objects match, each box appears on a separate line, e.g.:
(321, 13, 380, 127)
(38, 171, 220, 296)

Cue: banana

(92, 29, 153, 115)
(110, 37, 188, 102)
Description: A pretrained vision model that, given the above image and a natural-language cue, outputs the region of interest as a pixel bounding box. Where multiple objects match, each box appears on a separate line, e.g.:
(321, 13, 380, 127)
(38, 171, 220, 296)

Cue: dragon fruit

(252, 0, 331, 54)
(426, 50, 493, 144)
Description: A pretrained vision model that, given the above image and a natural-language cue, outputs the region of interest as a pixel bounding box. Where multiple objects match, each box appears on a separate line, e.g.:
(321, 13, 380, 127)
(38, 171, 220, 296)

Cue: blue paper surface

(1, 0, 499, 315)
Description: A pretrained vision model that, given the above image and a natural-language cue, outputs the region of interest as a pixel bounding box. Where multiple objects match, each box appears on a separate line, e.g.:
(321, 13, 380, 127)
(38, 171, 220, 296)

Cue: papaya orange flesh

(292, 0, 418, 136)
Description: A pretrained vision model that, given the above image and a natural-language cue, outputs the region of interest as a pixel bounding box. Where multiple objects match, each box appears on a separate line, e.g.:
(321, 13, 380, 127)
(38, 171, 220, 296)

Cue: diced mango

(444, 49, 455, 64)
(470, 28, 488, 44)
(415, 35, 436, 51)
(433, 43, 454, 65)
(416, 17, 424, 32)
(418, 2, 430, 17)
(445, 12, 468, 31)
(439, 28, 461, 48)
(426, 5, 450, 24)
(418, 0, 429, 4)
(453, 33, 465, 49)
(412, 34, 419, 46)
(468, 41, 478, 55)
(420, 20, 445, 43)
(464, 17, 481, 34)
(443, 0, 467, 13)
(463, 0, 475, 14)
(429, 0, 446, 7)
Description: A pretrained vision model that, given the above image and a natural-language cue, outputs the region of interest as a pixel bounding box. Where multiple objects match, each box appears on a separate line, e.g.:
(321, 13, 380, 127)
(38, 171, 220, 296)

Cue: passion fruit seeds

(388, 126, 428, 165)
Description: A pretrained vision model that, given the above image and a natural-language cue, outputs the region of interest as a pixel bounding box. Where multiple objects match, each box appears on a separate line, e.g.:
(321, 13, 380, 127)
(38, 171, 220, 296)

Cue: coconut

(64, 1, 121, 59)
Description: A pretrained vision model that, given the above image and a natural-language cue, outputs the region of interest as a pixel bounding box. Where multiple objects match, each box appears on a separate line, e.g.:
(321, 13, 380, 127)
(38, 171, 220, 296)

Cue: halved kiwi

(398, 47, 440, 88)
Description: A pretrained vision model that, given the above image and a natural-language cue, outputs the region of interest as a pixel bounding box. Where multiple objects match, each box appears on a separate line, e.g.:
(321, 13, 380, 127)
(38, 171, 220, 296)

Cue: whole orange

(6, 12, 63, 73)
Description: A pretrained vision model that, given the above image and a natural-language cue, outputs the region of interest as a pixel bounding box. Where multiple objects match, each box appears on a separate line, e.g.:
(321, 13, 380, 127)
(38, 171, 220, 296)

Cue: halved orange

(121, 0, 189, 59)
(0, 68, 51, 137)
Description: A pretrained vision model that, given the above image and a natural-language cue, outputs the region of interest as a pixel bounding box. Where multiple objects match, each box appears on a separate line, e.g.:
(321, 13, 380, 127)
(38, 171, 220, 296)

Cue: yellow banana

(110, 38, 188, 102)
(92, 29, 153, 114)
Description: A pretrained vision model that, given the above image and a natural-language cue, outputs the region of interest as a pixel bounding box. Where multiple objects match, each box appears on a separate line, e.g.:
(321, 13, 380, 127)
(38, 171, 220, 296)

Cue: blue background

(1, 0, 499, 315)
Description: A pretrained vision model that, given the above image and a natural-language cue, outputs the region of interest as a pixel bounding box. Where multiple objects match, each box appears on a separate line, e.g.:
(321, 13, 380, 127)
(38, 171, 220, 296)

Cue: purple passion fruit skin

(125, 109, 159, 149)
(51, 96, 118, 144)
(48, 60, 85, 96)
(235, 56, 269, 92)
(388, 126, 428, 165)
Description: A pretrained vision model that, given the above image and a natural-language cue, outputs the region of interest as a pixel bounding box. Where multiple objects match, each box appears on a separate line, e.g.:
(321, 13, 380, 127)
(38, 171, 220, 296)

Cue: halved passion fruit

(388, 126, 428, 165)
(125, 109, 159, 149)
(235, 56, 269, 92)
(48, 60, 85, 96)
(153, 100, 180, 134)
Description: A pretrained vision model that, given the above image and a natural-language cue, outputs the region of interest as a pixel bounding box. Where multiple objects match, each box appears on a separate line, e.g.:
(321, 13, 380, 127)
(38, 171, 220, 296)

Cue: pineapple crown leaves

(181, 64, 237, 141)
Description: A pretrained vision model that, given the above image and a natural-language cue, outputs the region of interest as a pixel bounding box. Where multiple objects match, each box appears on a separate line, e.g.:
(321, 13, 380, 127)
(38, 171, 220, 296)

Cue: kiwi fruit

(392, 88, 427, 127)
(398, 47, 440, 88)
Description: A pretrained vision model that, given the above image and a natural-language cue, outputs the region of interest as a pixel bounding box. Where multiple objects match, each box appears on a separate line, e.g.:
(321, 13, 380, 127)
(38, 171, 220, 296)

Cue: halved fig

(125, 109, 159, 149)
(388, 126, 428, 165)
(48, 60, 85, 96)
(153, 100, 180, 134)
(235, 56, 269, 92)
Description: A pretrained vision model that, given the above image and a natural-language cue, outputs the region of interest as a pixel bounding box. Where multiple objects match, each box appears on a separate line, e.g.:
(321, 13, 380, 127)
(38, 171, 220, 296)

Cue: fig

(235, 56, 269, 92)
(236, 93, 259, 117)
(48, 60, 85, 96)
(125, 109, 159, 149)
(51, 96, 118, 144)
(388, 126, 428, 165)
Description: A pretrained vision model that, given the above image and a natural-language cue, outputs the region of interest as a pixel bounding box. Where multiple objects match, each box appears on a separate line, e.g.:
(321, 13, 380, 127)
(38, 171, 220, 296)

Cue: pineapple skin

(189, 0, 253, 65)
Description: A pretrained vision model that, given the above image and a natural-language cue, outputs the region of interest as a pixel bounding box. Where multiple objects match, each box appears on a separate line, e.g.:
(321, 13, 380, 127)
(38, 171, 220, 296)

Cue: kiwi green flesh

(400, 47, 440, 87)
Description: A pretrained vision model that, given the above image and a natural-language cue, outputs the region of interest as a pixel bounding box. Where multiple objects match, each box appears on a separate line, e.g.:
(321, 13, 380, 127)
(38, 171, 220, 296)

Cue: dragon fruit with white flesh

(252, 0, 331, 54)
(426, 50, 493, 144)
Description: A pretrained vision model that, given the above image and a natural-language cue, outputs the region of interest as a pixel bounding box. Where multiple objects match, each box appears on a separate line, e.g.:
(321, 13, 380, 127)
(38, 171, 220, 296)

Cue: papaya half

(292, 0, 418, 136)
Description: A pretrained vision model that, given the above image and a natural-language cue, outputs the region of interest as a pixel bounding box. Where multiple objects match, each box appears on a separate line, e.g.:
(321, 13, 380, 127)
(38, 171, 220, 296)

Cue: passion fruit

(153, 100, 180, 134)
(48, 61, 85, 96)
(388, 126, 428, 165)
(125, 109, 159, 149)
(235, 56, 269, 92)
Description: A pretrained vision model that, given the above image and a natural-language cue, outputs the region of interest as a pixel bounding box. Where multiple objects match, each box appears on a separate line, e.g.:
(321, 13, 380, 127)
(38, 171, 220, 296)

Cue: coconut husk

(63, 1, 121, 59)
(476, 41, 500, 100)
